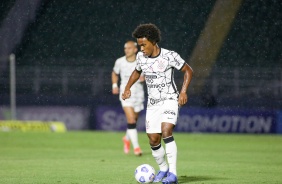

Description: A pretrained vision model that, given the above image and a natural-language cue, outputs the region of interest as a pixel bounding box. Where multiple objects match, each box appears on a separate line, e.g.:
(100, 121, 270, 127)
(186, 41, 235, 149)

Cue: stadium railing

(0, 66, 281, 99)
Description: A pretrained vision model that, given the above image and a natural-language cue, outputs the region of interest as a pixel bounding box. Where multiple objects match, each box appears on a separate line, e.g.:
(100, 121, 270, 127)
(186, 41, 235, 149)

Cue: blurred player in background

(112, 41, 145, 156)
(122, 24, 193, 183)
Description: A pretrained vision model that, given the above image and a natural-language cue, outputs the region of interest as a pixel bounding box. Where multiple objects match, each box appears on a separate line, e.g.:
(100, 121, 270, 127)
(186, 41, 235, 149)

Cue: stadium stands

(0, 0, 281, 109)
(0, 1, 16, 24)
(202, 0, 282, 108)
(15, 0, 215, 66)
(216, 0, 282, 67)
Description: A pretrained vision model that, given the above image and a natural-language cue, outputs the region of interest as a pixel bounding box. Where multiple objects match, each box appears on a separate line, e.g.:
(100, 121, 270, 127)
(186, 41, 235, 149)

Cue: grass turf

(0, 132, 281, 184)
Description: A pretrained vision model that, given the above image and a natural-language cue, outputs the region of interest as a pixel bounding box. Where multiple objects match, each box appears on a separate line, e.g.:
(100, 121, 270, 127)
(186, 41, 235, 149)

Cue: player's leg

(132, 111, 143, 156)
(123, 106, 142, 155)
(161, 100, 179, 184)
(147, 133, 169, 182)
(161, 123, 178, 184)
(146, 107, 169, 182)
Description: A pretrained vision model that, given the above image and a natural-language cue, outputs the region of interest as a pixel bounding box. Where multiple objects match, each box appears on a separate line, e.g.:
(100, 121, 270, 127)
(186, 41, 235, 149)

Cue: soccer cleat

(153, 170, 169, 182)
(162, 172, 178, 184)
(134, 147, 142, 156)
(122, 136, 130, 154)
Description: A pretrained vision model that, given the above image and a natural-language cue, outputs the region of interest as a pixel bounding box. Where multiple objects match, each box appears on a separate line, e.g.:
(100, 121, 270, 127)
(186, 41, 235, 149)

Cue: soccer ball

(134, 164, 155, 183)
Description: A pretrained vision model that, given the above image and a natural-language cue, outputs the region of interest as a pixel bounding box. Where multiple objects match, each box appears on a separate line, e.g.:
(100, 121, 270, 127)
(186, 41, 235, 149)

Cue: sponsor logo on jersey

(147, 83, 166, 88)
(146, 78, 154, 84)
(149, 97, 167, 105)
(145, 75, 157, 79)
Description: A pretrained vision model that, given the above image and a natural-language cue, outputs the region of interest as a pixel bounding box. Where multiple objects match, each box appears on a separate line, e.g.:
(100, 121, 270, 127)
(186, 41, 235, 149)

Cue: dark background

(0, 0, 281, 129)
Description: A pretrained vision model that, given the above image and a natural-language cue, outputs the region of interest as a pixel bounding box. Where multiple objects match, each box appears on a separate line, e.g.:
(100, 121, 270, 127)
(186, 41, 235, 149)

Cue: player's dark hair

(132, 23, 161, 43)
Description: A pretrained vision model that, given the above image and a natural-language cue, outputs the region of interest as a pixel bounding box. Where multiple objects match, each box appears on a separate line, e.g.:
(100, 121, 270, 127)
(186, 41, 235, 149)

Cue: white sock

(151, 144, 168, 172)
(125, 130, 130, 140)
(164, 137, 177, 176)
(127, 128, 139, 149)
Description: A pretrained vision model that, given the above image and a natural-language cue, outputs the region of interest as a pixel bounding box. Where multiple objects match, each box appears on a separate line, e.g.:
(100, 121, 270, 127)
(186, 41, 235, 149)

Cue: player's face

(137, 38, 154, 57)
(124, 42, 137, 57)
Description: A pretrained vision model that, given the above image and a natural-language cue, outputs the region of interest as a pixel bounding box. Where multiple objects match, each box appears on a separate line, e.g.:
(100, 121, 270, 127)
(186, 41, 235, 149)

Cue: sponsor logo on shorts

(146, 120, 150, 129)
(164, 110, 176, 116)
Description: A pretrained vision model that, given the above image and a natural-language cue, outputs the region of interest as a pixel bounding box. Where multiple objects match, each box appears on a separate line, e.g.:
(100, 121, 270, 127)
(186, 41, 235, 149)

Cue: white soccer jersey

(136, 48, 186, 107)
(113, 56, 144, 101)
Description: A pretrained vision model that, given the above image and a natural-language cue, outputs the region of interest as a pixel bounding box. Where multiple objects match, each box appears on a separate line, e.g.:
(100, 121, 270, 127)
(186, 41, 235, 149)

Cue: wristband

(112, 83, 118, 88)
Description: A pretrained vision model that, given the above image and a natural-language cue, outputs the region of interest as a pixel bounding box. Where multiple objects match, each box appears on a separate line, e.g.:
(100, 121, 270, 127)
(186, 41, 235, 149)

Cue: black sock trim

(151, 144, 161, 151)
(127, 123, 136, 129)
(163, 136, 174, 144)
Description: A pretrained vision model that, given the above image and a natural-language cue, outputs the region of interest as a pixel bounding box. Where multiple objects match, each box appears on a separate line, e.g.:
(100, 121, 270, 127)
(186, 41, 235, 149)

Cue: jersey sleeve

(135, 53, 142, 72)
(169, 51, 186, 70)
(113, 59, 120, 74)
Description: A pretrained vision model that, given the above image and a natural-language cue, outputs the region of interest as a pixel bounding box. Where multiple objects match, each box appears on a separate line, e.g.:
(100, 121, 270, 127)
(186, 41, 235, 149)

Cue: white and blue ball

(134, 164, 155, 183)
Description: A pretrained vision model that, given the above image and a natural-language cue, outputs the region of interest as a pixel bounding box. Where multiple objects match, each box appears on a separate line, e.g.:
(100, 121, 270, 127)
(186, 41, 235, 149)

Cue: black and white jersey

(136, 48, 185, 107)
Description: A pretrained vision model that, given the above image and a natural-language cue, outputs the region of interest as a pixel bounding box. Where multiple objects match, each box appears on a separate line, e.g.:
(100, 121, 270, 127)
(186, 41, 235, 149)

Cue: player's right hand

(122, 89, 131, 100)
(112, 87, 119, 95)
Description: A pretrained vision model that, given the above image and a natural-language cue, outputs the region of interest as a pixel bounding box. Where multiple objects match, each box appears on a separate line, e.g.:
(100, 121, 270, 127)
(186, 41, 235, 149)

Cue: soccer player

(122, 24, 193, 183)
(112, 41, 145, 156)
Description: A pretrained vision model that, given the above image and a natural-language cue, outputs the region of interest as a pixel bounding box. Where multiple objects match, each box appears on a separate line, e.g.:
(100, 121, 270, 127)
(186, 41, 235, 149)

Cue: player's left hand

(178, 92, 188, 106)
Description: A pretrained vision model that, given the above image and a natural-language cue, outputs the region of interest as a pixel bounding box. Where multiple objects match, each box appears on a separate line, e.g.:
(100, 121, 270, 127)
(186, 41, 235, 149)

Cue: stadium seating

(216, 0, 282, 67)
(15, 0, 215, 66)
(0, 0, 281, 109)
(203, 0, 282, 107)
(9, 0, 215, 97)
(0, 1, 16, 24)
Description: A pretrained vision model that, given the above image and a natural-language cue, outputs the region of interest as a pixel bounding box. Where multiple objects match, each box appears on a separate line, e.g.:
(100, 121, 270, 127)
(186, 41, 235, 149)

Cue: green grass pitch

(0, 132, 281, 184)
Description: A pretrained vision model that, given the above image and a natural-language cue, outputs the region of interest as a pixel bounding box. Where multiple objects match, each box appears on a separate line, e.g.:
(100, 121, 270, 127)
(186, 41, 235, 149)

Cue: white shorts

(145, 100, 179, 133)
(119, 93, 144, 113)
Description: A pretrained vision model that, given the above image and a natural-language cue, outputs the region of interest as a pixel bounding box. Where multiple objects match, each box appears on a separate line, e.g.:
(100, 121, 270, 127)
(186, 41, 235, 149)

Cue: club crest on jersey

(157, 59, 166, 70)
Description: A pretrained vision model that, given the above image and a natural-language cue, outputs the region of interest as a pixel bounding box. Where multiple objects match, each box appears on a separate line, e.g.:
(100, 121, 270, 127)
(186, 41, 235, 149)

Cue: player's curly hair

(132, 23, 161, 43)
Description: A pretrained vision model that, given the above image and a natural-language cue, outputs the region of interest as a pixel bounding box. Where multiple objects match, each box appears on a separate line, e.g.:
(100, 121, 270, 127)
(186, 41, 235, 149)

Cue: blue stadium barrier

(277, 111, 282, 134)
(95, 106, 281, 134)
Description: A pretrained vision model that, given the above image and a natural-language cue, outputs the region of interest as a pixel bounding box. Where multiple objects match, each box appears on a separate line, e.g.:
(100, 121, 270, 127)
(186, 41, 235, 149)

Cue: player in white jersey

(122, 24, 193, 184)
(112, 41, 145, 156)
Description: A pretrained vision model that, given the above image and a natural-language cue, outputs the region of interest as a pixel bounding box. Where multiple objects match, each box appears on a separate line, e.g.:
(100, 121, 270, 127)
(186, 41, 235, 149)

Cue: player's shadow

(178, 175, 227, 184)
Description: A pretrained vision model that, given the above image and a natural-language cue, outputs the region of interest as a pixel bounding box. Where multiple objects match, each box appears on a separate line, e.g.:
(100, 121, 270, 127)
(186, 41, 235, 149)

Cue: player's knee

(161, 123, 174, 138)
(148, 136, 161, 146)
(162, 129, 173, 138)
(126, 117, 137, 124)
(149, 139, 160, 147)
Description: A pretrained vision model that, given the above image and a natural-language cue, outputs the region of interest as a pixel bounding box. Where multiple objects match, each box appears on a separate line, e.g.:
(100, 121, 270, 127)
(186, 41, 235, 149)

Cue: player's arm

(122, 69, 141, 100)
(179, 63, 193, 106)
(111, 71, 119, 95)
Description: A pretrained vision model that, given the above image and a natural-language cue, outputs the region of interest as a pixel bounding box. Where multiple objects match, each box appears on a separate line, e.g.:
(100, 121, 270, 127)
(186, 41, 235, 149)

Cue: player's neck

(150, 45, 160, 58)
(126, 55, 136, 62)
